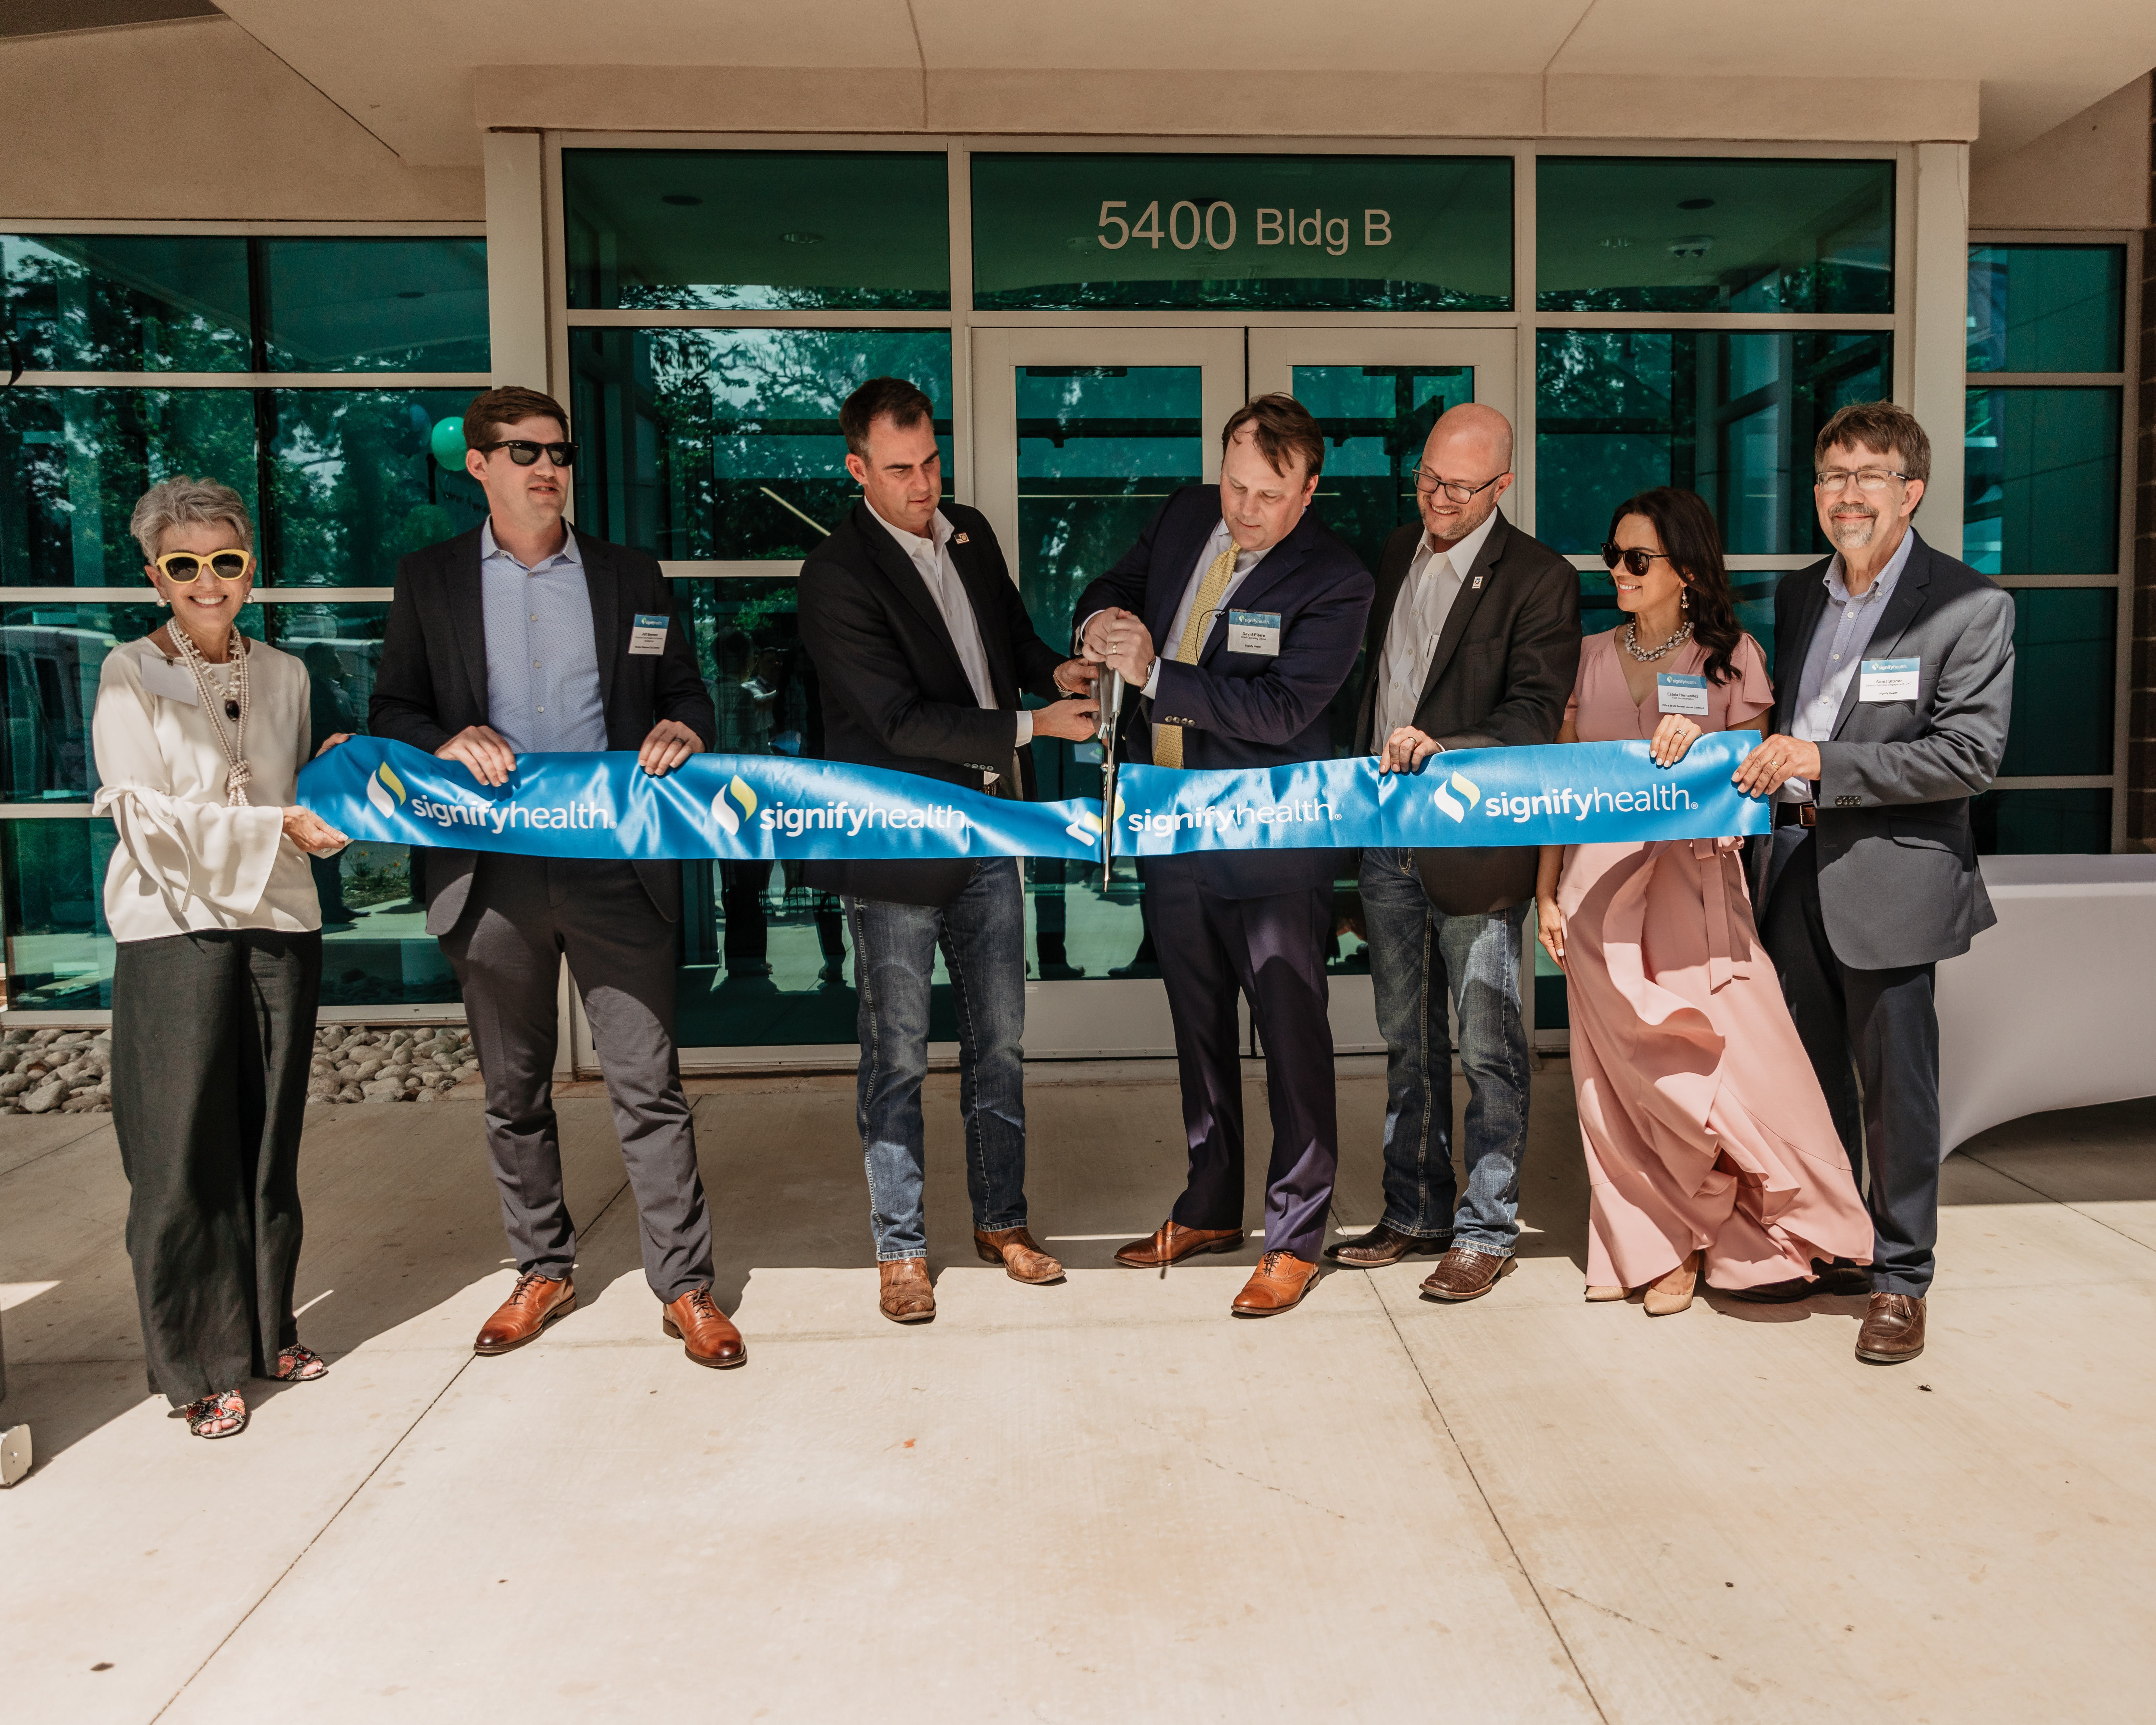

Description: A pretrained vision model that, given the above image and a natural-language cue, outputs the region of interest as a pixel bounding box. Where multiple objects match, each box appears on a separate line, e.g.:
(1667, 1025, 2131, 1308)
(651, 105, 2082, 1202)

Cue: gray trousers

(440, 855, 712, 1303)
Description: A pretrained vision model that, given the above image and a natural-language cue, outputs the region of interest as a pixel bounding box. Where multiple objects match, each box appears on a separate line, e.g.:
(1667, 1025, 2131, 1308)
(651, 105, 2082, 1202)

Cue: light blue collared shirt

(479, 519, 607, 754)
(1779, 527, 1916, 803)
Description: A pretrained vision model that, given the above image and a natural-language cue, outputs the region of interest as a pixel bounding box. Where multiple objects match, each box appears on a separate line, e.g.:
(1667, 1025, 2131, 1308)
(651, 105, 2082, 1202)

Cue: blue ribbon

(299, 738, 1106, 863)
(1116, 733, 1771, 854)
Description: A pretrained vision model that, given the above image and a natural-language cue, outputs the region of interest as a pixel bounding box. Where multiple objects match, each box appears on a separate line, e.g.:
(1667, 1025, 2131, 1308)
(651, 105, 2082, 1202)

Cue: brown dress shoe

(1855, 1291, 1926, 1364)
(1230, 1250, 1321, 1316)
(474, 1270, 576, 1355)
(879, 1257, 936, 1324)
(974, 1225, 1064, 1284)
(1325, 1223, 1451, 1268)
(1418, 1245, 1514, 1302)
(662, 1286, 746, 1369)
(1114, 1220, 1245, 1268)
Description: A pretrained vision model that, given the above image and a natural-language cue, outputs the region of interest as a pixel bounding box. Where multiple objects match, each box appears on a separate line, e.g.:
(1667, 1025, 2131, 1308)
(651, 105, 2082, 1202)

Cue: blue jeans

(1359, 849, 1531, 1255)
(844, 858, 1028, 1262)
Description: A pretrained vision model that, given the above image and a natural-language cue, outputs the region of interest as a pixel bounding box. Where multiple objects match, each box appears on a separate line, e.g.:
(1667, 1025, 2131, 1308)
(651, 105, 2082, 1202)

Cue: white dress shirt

(868, 504, 1031, 747)
(91, 636, 325, 942)
(1373, 508, 1501, 746)
(1099, 517, 1272, 755)
(1779, 529, 1916, 804)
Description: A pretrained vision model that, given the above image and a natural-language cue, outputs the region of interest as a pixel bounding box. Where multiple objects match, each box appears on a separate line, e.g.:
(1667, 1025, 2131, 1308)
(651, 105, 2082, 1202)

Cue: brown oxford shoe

(1325, 1222, 1452, 1268)
(974, 1225, 1065, 1285)
(474, 1270, 576, 1355)
(1230, 1250, 1321, 1316)
(1855, 1291, 1926, 1364)
(1418, 1245, 1515, 1303)
(1114, 1220, 1245, 1268)
(662, 1286, 746, 1369)
(879, 1257, 936, 1324)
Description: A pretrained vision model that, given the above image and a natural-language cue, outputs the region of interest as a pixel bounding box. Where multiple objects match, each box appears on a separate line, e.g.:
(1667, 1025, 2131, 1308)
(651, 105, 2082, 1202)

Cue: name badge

(1655, 672, 1709, 716)
(628, 613, 670, 656)
(138, 652, 199, 706)
(1225, 609, 1282, 656)
(1859, 657, 1919, 702)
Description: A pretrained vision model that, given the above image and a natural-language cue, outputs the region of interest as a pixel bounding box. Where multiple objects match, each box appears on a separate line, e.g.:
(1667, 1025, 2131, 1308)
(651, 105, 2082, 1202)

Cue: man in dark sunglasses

(372, 385, 743, 1373)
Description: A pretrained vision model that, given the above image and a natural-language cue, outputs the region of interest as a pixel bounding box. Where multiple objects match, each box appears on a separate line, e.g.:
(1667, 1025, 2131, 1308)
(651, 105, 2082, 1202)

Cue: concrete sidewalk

(1, 1062, 2151, 1722)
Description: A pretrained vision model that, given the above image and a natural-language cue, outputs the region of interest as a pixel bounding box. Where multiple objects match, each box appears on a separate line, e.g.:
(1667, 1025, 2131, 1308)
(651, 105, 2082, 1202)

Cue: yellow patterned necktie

(1152, 538, 1240, 768)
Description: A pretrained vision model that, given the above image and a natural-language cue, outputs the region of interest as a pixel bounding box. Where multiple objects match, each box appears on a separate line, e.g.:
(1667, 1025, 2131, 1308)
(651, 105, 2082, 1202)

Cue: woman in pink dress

(1535, 488, 1871, 1315)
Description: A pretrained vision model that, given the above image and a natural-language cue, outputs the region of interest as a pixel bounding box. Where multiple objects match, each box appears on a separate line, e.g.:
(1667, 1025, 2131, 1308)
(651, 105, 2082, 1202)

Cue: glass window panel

(1537, 157, 1893, 313)
(1577, 571, 1785, 673)
(1963, 386, 2120, 576)
(317, 838, 461, 1007)
(1970, 787, 2110, 855)
(570, 328, 952, 561)
(1537, 329, 1890, 555)
(263, 389, 487, 584)
(973, 154, 1512, 312)
(0, 386, 257, 586)
(1998, 587, 2114, 778)
(563, 149, 950, 311)
(1967, 244, 2125, 373)
(2, 816, 119, 1010)
(1, 234, 251, 372)
(259, 238, 490, 372)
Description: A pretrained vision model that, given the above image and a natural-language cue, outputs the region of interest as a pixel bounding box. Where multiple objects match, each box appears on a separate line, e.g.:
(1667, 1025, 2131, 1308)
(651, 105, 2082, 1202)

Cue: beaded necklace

(168, 625, 254, 806)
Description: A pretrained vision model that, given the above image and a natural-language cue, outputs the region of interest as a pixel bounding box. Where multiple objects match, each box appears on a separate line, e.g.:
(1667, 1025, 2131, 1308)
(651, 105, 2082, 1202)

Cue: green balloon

(429, 416, 467, 470)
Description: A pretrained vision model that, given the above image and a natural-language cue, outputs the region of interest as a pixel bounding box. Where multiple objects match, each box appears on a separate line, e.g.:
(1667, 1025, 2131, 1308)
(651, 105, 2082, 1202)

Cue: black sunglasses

(1600, 543, 1674, 578)
(476, 439, 578, 468)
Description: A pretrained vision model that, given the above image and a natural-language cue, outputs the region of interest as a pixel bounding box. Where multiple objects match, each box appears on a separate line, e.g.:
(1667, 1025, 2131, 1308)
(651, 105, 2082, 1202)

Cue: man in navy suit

(1074, 396, 1374, 1317)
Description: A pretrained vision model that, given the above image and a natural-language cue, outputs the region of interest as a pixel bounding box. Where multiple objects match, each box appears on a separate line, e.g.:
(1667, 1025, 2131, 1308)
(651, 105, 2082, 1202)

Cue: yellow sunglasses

(153, 548, 255, 583)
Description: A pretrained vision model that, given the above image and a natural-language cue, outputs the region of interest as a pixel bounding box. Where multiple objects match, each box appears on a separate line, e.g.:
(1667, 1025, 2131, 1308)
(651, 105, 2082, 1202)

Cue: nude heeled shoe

(1642, 1250, 1702, 1316)
(1584, 1284, 1626, 1302)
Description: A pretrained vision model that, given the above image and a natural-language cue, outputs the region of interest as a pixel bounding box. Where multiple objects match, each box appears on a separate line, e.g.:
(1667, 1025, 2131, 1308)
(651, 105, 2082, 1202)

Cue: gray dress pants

(440, 855, 713, 1302)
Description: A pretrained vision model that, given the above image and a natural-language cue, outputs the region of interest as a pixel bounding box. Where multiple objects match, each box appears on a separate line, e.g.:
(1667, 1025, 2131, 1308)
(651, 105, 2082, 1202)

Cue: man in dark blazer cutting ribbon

(1075, 395, 1374, 1318)
(371, 386, 741, 1370)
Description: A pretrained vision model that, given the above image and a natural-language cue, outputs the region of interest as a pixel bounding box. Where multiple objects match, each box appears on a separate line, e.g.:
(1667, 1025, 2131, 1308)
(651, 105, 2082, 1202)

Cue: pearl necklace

(1622, 618, 1693, 663)
(170, 625, 254, 806)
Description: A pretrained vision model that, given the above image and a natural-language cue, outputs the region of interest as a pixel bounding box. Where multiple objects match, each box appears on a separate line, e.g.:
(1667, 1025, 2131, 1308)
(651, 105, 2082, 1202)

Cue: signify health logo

(1439, 766, 1700, 826)
(1125, 793, 1338, 838)
(1067, 792, 1125, 849)
(715, 772, 976, 845)
(365, 760, 406, 817)
(709, 774, 758, 838)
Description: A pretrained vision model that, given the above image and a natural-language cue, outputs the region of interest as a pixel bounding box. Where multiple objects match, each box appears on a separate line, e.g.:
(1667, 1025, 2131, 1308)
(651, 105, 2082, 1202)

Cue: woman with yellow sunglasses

(89, 477, 352, 1440)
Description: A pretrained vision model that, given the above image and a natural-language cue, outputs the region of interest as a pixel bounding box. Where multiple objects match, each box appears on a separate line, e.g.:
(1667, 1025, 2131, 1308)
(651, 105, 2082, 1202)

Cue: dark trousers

(441, 856, 713, 1303)
(1759, 833, 1941, 1295)
(1149, 866, 1338, 1261)
(111, 928, 322, 1406)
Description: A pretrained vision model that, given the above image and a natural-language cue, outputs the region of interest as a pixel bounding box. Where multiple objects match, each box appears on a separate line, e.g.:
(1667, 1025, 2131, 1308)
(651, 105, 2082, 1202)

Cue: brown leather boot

(1231, 1250, 1321, 1316)
(879, 1257, 936, 1324)
(1855, 1292, 1926, 1363)
(1114, 1220, 1245, 1268)
(1417, 1246, 1514, 1303)
(974, 1225, 1064, 1285)
(662, 1286, 746, 1369)
(1325, 1223, 1451, 1268)
(474, 1270, 576, 1355)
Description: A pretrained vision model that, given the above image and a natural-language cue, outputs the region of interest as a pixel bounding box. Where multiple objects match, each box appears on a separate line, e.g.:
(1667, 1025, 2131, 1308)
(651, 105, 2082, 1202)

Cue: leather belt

(1774, 802, 1818, 829)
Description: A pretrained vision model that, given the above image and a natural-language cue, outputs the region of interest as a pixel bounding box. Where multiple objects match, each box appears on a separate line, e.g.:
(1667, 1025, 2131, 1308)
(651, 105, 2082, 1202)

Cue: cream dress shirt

(91, 635, 326, 942)
(1374, 507, 1500, 745)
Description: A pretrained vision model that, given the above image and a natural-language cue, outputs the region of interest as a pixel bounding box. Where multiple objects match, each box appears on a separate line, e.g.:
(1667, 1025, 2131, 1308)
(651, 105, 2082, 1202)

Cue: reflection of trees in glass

(688, 580, 812, 758)
(266, 390, 486, 584)
(1, 235, 251, 372)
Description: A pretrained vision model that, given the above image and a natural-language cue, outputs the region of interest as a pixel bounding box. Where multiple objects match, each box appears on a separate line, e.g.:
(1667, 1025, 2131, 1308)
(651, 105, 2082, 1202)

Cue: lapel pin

(954, 532, 970, 544)
(1471, 575, 1484, 589)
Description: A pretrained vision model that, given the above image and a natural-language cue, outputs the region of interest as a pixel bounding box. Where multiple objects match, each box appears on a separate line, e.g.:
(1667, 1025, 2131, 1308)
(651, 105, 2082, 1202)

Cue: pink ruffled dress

(1557, 630, 1872, 1291)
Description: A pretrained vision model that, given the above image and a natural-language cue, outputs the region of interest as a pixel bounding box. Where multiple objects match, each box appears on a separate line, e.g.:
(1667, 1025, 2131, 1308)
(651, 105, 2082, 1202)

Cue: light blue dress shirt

(1779, 528, 1916, 804)
(479, 519, 608, 755)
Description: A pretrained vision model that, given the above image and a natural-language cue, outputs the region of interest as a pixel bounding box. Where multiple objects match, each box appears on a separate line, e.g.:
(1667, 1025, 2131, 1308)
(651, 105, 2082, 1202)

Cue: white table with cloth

(1938, 852, 2156, 1153)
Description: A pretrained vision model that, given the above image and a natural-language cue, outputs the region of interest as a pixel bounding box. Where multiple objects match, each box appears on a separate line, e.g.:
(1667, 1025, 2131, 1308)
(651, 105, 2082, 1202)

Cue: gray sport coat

(1752, 531, 2015, 971)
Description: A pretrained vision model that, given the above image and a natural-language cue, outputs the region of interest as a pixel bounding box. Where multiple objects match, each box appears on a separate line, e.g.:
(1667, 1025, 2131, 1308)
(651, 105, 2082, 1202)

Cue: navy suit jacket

(1072, 485, 1374, 899)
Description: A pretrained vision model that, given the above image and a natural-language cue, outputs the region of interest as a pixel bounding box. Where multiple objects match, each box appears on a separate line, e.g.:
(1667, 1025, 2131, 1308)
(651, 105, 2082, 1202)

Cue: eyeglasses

(153, 548, 254, 583)
(1813, 467, 1907, 492)
(1600, 544, 1673, 578)
(1411, 467, 1508, 505)
(475, 439, 578, 468)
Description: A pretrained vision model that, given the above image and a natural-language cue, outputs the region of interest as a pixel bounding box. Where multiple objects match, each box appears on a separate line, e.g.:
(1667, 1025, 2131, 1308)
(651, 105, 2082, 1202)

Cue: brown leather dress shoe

(1855, 1291, 1926, 1364)
(1231, 1250, 1320, 1316)
(974, 1225, 1064, 1284)
(662, 1286, 746, 1369)
(879, 1257, 936, 1324)
(1418, 1246, 1514, 1302)
(474, 1270, 576, 1355)
(1114, 1220, 1245, 1268)
(1325, 1223, 1451, 1268)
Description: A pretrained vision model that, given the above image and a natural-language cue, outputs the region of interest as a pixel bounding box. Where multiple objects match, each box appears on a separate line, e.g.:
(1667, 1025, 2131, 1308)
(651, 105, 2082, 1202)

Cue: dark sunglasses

(476, 439, 578, 468)
(1600, 543, 1674, 578)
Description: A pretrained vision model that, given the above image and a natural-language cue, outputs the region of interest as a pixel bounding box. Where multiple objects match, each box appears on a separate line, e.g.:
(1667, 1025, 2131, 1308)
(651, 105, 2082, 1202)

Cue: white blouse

(90, 635, 327, 944)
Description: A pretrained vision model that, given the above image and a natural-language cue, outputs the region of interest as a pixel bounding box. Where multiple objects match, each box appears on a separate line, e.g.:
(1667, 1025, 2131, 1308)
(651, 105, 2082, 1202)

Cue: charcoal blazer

(1072, 485, 1374, 900)
(796, 499, 1069, 908)
(1751, 531, 2015, 970)
(1352, 509, 1580, 915)
(369, 524, 717, 936)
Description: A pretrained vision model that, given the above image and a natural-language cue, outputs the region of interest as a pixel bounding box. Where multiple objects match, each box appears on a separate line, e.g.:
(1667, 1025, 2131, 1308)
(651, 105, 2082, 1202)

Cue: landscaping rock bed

(0, 1029, 113, 1114)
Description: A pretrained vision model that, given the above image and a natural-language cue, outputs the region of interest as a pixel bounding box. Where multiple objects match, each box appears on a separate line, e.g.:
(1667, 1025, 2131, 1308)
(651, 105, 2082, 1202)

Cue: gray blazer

(1753, 531, 2015, 970)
